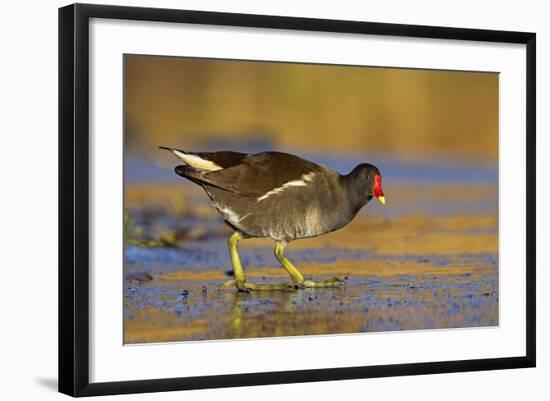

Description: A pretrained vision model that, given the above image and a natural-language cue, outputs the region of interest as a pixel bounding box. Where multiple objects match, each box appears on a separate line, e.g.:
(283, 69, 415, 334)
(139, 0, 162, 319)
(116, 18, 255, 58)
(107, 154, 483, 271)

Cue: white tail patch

(257, 172, 316, 202)
(172, 150, 222, 171)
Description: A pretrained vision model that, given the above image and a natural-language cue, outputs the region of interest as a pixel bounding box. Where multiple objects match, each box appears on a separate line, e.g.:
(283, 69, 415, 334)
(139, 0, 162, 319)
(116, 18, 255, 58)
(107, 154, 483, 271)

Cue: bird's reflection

(226, 288, 304, 339)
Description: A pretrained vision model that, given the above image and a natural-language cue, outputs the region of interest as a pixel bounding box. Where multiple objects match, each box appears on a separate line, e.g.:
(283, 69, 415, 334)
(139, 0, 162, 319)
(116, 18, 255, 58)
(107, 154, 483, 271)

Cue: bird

(160, 147, 385, 292)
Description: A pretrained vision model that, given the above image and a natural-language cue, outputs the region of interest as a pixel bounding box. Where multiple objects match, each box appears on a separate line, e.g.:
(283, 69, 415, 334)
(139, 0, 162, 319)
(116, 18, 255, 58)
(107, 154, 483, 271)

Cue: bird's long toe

(220, 280, 299, 292)
(302, 277, 345, 288)
(219, 279, 237, 288)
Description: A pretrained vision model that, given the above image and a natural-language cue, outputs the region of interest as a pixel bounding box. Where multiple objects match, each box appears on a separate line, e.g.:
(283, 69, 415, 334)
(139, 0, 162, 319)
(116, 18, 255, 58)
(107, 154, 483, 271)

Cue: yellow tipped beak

(377, 195, 386, 205)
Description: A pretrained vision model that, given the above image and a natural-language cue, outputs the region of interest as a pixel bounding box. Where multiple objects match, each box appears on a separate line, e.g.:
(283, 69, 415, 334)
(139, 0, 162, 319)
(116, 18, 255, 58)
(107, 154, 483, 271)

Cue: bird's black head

(344, 163, 385, 206)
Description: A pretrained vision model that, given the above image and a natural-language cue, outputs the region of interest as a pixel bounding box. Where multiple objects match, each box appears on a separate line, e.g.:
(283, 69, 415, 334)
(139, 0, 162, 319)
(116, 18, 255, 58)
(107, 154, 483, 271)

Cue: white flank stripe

(172, 150, 222, 171)
(302, 172, 316, 182)
(257, 172, 315, 202)
(218, 206, 249, 228)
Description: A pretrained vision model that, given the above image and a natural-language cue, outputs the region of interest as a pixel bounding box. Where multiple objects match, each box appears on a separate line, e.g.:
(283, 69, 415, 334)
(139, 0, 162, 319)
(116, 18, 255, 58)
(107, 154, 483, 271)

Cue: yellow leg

(220, 232, 297, 292)
(229, 232, 245, 283)
(274, 241, 345, 288)
(274, 241, 304, 283)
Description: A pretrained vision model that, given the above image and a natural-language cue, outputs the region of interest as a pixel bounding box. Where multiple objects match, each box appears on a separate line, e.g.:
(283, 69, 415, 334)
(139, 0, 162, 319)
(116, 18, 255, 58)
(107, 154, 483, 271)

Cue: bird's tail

(159, 146, 222, 171)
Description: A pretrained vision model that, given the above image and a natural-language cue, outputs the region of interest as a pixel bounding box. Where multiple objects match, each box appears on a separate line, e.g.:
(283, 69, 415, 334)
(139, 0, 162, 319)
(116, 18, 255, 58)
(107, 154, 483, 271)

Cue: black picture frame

(59, 3, 536, 397)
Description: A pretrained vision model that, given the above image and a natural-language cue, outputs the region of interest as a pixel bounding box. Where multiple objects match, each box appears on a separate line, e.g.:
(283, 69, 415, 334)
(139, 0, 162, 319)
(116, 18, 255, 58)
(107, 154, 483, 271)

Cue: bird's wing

(200, 151, 323, 198)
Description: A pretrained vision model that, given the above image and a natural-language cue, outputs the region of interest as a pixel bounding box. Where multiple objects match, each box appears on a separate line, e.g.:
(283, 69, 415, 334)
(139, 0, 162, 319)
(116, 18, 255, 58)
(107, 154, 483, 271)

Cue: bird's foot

(219, 277, 345, 291)
(219, 279, 299, 292)
(301, 276, 345, 288)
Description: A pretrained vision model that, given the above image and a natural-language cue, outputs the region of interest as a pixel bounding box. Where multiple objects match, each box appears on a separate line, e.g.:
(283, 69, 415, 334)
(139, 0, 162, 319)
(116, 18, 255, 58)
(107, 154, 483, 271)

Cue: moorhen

(160, 147, 385, 292)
